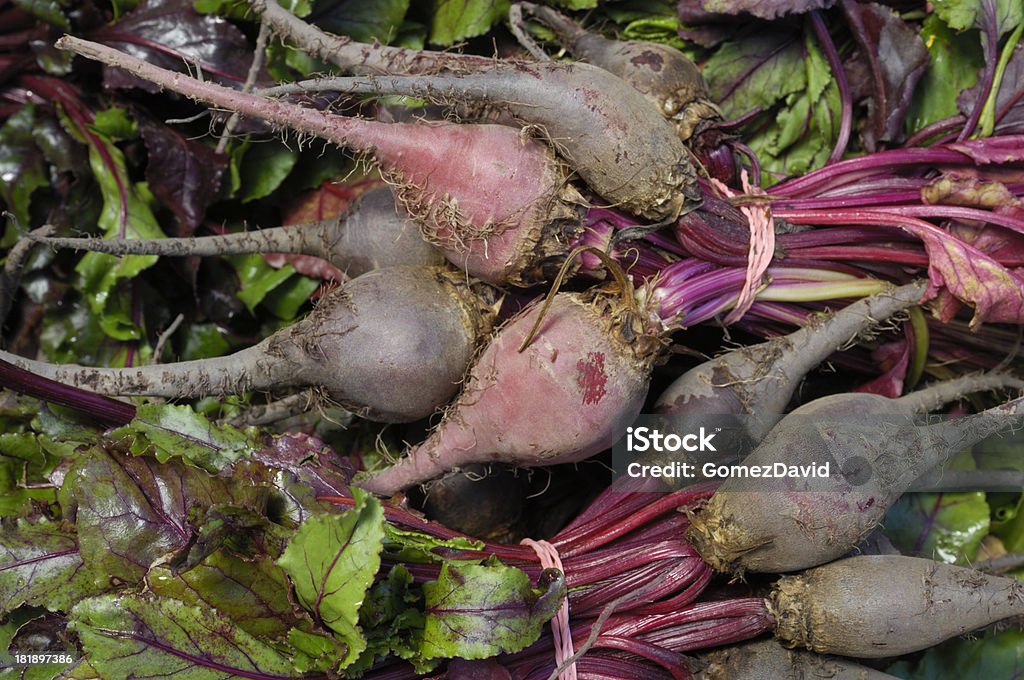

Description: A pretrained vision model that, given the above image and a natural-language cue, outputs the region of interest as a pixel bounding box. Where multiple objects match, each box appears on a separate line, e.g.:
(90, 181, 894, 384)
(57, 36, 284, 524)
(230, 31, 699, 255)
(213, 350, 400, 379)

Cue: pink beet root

(55, 36, 585, 288)
(358, 289, 663, 495)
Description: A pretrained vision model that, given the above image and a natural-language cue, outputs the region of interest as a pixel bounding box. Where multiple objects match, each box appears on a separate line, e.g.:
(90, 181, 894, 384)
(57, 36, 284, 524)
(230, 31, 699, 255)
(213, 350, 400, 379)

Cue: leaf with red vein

(71, 593, 304, 679)
(0, 517, 96, 613)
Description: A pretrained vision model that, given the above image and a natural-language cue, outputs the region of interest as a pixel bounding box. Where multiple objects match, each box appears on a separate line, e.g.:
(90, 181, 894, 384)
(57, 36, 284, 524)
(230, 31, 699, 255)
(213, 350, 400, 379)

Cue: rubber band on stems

(520, 538, 577, 680)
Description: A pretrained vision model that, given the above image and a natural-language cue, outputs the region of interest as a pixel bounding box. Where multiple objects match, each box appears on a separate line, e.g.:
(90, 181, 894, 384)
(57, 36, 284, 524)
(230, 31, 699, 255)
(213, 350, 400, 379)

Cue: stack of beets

(4, 1, 1024, 677)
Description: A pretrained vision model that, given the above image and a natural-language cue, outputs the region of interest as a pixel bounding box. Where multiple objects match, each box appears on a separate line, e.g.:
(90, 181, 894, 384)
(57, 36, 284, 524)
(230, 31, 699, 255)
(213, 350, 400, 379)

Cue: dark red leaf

(139, 120, 227, 236)
(90, 0, 257, 93)
(841, 0, 929, 150)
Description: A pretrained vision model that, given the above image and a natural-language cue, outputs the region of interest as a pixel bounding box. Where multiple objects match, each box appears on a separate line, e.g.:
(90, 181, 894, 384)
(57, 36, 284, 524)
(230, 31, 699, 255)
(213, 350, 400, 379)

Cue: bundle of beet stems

(7, 8, 1022, 678)
(320, 482, 771, 680)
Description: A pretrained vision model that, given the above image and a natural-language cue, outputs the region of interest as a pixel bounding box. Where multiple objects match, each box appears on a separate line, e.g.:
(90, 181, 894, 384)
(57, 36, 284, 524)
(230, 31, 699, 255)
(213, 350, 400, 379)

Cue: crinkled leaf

(285, 628, 350, 674)
(0, 105, 48, 235)
(350, 565, 427, 674)
(884, 492, 990, 565)
(59, 449, 264, 589)
(933, 0, 1023, 36)
(421, 565, 565, 660)
(109, 403, 257, 473)
(903, 219, 1024, 325)
(923, 174, 1022, 209)
(0, 432, 66, 517)
(743, 31, 840, 179)
(148, 554, 307, 642)
(276, 489, 384, 668)
(308, 0, 410, 42)
(698, 0, 833, 19)
(139, 121, 227, 236)
(705, 29, 804, 119)
(0, 518, 95, 614)
(249, 433, 355, 499)
(70, 594, 299, 679)
(95, 0, 257, 92)
(843, 1, 929, 149)
(908, 15, 984, 132)
(383, 524, 485, 564)
(430, 0, 510, 46)
(887, 629, 1024, 679)
(184, 505, 275, 567)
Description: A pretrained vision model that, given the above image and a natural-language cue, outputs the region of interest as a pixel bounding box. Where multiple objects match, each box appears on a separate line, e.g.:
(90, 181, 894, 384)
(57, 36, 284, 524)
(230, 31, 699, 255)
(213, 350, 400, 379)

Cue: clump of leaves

(0, 400, 565, 677)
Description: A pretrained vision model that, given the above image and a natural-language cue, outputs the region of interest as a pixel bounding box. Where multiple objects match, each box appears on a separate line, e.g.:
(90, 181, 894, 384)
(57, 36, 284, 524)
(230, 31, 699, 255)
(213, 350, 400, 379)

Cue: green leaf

(0, 105, 48, 235)
(383, 524, 484, 564)
(883, 492, 990, 564)
(421, 564, 565, 659)
(907, 15, 984, 132)
(148, 553, 307, 642)
(285, 628, 349, 674)
(313, 0, 410, 42)
(259, 273, 319, 321)
(276, 489, 385, 669)
(552, 0, 595, 8)
(59, 449, 266, 590)
(349, 565, 427, 674)
(88, 108, 136, 141)
(933, 0, 1023, 36)
(429, 0, 510, 46)
(237, 142, 298, 203)
(11, 0, 69, 30)
(0, 433, 61, 517)
(70, 594, 300, 679)
(63, 108, 164, 341)
(109, 403, 257, 472)
(0, 518, 95, 614)
(622, 16, 688, 50)
(180, 323, 232, 360)
(226, 254, 301, 314)
(705, 29, 805, 119)
(887, 629, 1024, 679)
(742, 29, 840, 179)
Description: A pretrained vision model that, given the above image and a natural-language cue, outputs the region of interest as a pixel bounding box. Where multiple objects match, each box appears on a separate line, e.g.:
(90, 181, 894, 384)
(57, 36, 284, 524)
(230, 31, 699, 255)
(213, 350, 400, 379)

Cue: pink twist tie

(520, 538, 576, 680)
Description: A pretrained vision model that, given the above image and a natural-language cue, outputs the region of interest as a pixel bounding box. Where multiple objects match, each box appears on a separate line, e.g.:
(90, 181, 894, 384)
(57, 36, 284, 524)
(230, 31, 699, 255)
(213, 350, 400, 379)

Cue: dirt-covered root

(514, 1, 722, 142)
(654, 280, 929, 434)
(769, 555, 1024, 658)
(357, 288, 664, 495)
(54, 37, 587, 288)
(0, 266, 500, 423)
(686, 386, 1024, 575)
(241, 0, 701, 221)
(693, 638, 901, 679)
(31, 187, 444, 279)
(264, 67, 700, 221)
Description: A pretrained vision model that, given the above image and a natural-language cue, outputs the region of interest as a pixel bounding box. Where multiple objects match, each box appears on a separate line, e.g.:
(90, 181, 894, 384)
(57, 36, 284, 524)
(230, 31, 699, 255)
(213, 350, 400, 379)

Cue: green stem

(977, 21, 1024, 138)
(907, 305, 929, 388)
